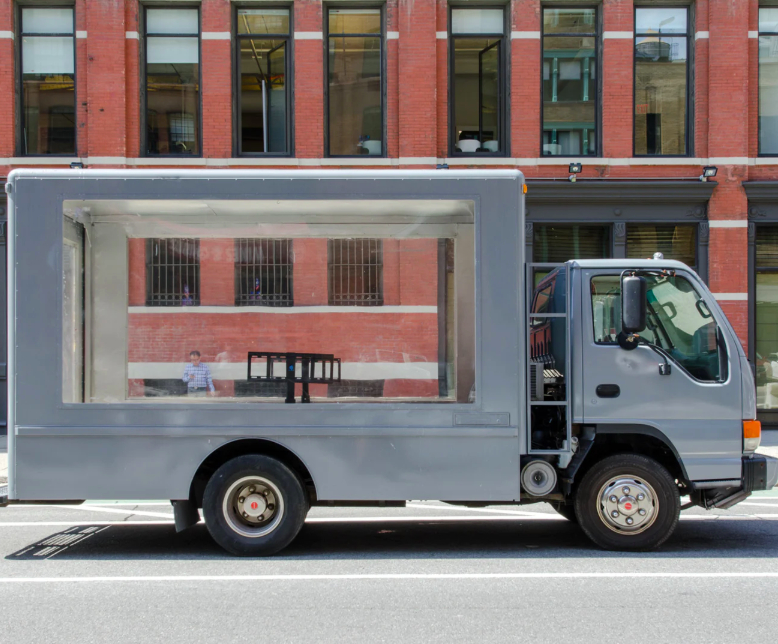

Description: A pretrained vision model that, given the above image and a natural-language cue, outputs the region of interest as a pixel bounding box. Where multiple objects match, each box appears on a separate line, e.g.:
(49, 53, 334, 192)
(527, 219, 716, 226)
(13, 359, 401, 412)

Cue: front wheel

(574, 454, 680, 551)
(203, 455, 308, 556)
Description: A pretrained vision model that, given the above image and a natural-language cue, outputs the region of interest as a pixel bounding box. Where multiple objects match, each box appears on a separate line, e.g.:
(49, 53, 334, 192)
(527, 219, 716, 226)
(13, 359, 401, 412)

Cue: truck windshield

(591, 274, 726, 382)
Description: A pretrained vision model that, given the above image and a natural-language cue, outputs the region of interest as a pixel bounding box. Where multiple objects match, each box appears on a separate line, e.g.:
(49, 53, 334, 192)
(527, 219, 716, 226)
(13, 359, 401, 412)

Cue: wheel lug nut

(637, 494, 645, 501)
(267, 504, 275, 511)
(622, 487, 630, 495)
(259, 515, 265, 521)
(249, 487, 255, 493)
(609, 495, 618, 503)
(611, 511, 619, 518)
(639, 509, 646, 516)
(263, 490, 269, 496)
(239, 497, 245, 503)
(626, 517, 634, 525)
(242, 512, 248, 518)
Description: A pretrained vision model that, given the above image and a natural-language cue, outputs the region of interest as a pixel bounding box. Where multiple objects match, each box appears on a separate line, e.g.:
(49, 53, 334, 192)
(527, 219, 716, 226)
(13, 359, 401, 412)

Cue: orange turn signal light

(744, 420, 761, 439)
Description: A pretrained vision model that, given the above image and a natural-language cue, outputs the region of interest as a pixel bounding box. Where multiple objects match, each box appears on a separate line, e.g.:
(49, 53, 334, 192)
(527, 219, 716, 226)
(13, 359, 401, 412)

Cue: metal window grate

(328, 239, 383, 306)
(235, 239, 294, 306)
(146, 238, 200, 306)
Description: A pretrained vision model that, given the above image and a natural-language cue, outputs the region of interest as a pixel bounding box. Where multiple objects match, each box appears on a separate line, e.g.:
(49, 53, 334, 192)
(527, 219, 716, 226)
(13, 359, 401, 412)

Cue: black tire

(203, 454, 309, 556)
(552, 503, 578, 523)
(574, 454, 680, 551)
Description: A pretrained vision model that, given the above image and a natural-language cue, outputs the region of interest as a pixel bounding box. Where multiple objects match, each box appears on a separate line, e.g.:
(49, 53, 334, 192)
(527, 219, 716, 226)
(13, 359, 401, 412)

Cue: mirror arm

(638, 339, 673, 376)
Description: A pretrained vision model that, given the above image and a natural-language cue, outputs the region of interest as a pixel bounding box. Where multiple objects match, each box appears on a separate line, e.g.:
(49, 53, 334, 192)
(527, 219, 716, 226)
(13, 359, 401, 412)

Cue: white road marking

(2, 572, 778, 583)
(407, 502, 544, 517)
(737, 503, 778, 509)
(52, 505, 175, 519)
(0, 521, 176, 527)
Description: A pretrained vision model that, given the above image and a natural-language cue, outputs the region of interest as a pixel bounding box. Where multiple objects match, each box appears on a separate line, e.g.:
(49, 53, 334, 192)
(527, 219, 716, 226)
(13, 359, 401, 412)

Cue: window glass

(238, 8, 290, 154)
(634, 8, 689, 155)
(145, 8, 200, 155)
(760, 9, 778, 154)
(591, 274, 724, 382)
(328, 11, 383, 156)
(20, 8, 75, 155)
(451, 9, 503, 34)
(533, 225, 610, 263)
(62, 201, 475, 404)
(542, 8, 597, 156)
(756, 226, 778, 409)
(626, 224, 696, 268)
(237, 9, 290, 35)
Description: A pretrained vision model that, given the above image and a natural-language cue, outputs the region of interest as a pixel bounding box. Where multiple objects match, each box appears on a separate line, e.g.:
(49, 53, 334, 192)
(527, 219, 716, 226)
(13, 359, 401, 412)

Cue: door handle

(596, 384, 620, 398)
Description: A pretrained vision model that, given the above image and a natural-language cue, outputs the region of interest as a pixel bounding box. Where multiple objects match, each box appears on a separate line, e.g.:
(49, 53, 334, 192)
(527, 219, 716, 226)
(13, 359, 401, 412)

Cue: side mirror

(622, 275, 647, 334)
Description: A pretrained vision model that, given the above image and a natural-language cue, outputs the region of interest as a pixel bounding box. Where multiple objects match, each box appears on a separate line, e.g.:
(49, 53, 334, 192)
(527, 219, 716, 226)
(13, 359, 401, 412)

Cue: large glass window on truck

(591, 274, 726, 382)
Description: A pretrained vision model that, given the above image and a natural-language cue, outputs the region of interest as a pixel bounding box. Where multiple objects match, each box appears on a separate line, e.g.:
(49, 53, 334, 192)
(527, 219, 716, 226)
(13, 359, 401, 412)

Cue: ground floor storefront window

(755, 225, 778, 412)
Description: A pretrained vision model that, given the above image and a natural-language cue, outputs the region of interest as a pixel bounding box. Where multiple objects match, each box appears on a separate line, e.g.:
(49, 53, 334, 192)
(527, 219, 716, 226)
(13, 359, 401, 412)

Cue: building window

(328, 239, 383, 305)
(542, 8, 597, 156)
(327, 8, 383, 157)
(759, 9, 778, 154)
(235, 239, 293, 306)
(756, 226, 778, 410)
(144, 8, 200, 156)
(146, 238, 200, 306)
(634, 8, 689, 156)
(626, 224, 696, 268)
(19, 7, 76, 155)
(533, 225, 610, 263)
(236, 8, 291, 155)
(450, 8, 506, 156)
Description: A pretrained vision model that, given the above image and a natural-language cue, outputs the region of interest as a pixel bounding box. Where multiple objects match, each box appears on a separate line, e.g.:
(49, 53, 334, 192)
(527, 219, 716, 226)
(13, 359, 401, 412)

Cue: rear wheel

(203, 454, 308, 556)
(575, 454, 680, 551)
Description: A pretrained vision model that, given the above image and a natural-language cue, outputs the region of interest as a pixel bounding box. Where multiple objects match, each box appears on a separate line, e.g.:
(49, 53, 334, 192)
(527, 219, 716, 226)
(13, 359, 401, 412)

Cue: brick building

(2, 0, 778, 422)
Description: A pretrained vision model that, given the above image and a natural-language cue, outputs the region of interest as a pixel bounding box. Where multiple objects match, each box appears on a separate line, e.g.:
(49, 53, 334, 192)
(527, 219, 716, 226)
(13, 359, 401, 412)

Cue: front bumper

(743, 454, 778, 492)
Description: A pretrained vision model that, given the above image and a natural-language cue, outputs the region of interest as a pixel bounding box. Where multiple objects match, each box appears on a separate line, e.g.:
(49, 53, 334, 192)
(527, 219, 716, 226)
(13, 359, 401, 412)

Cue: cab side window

(590, 274, 726, 382)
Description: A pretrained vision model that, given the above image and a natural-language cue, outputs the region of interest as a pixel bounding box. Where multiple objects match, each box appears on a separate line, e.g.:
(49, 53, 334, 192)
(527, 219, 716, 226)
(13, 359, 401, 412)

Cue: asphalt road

(2, 493, 778, 644)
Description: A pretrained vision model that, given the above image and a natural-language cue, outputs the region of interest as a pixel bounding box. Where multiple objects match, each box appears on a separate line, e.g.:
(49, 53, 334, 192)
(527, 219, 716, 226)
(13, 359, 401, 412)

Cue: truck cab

(525, 258, 778, 549)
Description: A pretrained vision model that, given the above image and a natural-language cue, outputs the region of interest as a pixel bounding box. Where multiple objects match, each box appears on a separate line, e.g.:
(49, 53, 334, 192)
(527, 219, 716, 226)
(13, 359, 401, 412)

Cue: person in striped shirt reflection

(182, 350, 216, 397)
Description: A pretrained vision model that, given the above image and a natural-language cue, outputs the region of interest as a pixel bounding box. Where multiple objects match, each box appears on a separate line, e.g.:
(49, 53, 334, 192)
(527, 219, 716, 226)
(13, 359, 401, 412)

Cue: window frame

(588, 271, 728, 384)
(632, 5, 692, 158)
(447, 5, 509, 158)
(324, 4, 386, 158)
(540, 5, 600, 158)
(758, 8, 778, 156)
(233, 6, 294, 157)
(16, 4, 77, 157)
(141, 5, 203, 158)
(234, 238, 295, 307)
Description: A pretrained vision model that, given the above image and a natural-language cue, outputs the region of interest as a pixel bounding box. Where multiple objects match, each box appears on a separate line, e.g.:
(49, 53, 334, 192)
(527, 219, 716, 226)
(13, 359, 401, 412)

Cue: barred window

(235, 239, 293, 306)
(146, 238, 200, 306)
(328, 239, 383, 306)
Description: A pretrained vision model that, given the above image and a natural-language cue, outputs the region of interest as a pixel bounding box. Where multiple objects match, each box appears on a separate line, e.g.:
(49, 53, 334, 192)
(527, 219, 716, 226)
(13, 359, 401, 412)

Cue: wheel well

(189, 439, 317, 507)
(576, 431, 689, 490)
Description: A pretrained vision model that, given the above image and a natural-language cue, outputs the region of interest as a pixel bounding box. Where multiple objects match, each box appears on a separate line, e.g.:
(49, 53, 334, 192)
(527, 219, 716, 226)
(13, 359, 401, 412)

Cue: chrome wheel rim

(222, 476, 285, 538)
(596, 476, 658, 535)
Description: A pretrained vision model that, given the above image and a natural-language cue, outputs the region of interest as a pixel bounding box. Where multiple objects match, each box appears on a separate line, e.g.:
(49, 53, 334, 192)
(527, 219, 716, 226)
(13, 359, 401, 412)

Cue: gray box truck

(2, 168, 776, 555)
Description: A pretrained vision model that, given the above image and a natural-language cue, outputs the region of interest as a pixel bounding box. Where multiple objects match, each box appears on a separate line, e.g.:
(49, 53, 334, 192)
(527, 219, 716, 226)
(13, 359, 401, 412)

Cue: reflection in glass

(757, 226, 778, 409)
(542, 8, 597, 156)
(328, 36, 382, 155)
(453, 38, 502, 153)
(145, 9, 200, 155)
(21, 8, 75, 155)
(239, 39, 287, 153)
(62, 205, 475, 405)
(760, 17, 778, 154)
(626, 224, 696, 267)
(237, 8, 290, 35)
(634, 9, 688, 156)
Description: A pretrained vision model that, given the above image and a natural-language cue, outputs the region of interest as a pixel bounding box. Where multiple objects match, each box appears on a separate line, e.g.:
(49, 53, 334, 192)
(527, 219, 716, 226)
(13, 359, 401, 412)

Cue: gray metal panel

(8, 169, 525, 502)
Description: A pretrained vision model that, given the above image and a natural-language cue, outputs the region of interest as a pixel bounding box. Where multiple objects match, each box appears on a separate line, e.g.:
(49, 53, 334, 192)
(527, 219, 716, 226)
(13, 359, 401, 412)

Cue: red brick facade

(0, 0, 773, 353)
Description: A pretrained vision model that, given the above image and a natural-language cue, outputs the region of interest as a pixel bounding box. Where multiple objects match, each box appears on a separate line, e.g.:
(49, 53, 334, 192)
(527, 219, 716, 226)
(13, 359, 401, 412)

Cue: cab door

(581, 269, 742, 481)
